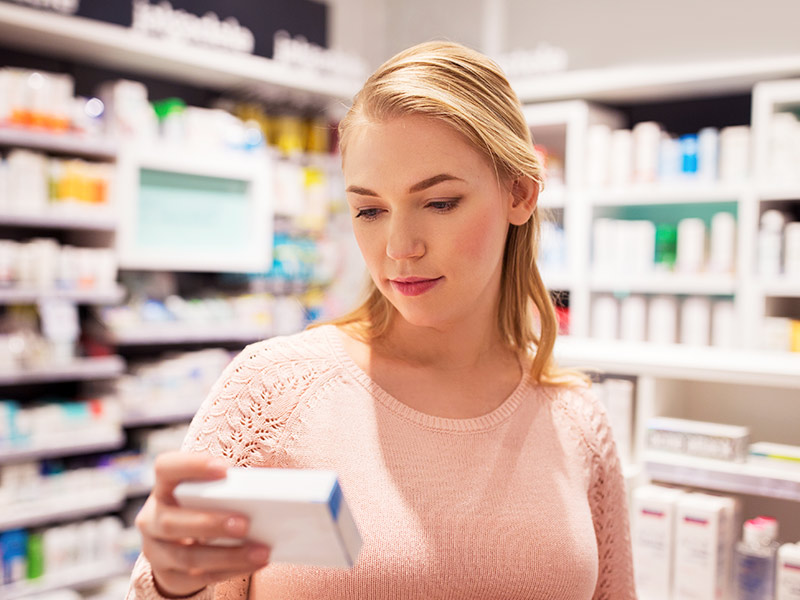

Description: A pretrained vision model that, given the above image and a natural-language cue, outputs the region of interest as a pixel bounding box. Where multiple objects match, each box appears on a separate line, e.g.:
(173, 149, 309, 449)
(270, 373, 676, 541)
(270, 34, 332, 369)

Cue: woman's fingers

(142, 536, 271, 576)
(152, 452, 229, 503)
(137, 499, 250, 543)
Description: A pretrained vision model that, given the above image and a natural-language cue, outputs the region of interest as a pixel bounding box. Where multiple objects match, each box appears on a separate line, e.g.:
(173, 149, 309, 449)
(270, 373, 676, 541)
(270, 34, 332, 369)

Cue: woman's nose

(385, 216, 425, 260)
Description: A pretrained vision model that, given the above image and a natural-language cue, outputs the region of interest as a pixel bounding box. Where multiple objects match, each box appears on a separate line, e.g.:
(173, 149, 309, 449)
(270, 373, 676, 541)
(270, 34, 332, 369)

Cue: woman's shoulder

(543, 381, 610, 459)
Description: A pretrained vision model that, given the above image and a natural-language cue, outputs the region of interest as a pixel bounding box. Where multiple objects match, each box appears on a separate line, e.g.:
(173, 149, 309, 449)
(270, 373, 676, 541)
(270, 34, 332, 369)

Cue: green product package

(26, 532, 44, 580)
(654, 223, 677, 269)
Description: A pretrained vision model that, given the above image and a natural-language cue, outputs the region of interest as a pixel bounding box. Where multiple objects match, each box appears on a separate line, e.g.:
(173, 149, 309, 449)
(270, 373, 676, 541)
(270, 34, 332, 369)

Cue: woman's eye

(355, 208, 383, 221)
(427, 199, 460, 213)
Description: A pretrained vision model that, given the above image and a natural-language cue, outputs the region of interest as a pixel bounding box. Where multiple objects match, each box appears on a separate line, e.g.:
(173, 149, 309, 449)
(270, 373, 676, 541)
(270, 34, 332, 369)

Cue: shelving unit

(0, 211, 118, 232)
(0, 487, 126, 530)
(587, 184, 744, 206)
(0, 560, 130, 600)
(644, 451, 800, 502)
(0, 429, 126, 464)
(122, 406, 201, 428)
(0, 355, 125, 385)
(0, 285, 126, 305)
(109, 323, 272, 347)
(588, 273, 737, 296)
(0, 127, 118, 159)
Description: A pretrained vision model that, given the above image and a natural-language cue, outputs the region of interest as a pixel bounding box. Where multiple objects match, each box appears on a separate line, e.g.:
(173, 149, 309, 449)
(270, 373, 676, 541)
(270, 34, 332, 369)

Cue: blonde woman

(127, 41, 636, 600)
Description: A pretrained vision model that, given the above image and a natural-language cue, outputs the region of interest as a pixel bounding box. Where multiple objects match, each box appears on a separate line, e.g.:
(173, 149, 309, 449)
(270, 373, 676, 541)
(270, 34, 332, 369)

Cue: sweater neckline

(320, 324, 532, 433)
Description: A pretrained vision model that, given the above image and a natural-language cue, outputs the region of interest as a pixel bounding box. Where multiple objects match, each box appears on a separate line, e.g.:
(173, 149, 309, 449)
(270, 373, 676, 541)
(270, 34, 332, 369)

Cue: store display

(175, 468, 363, 568)
(673, 493, 740, 600)
(749, 442, 800, 465)
(645, 417, 750, 462)
(0, 68, 76, 134)
(595, 378, 635, 465)
(631, 484, 686, 600)
(711, 300, 738, 348)
(777, 541, 800, 600)
(620, 295, 647, 342)
(761, 317, 800, 353)
(767, 112, 800, 187)
(735, 517, 779, 600)
(680, 296, 711, 346)
(587, 122, 750, 188)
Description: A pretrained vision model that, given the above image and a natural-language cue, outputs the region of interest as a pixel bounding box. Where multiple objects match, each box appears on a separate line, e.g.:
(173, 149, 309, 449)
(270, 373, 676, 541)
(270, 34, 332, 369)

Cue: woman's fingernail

(249, 547, 270, 563)
(225, 517, 247, 535)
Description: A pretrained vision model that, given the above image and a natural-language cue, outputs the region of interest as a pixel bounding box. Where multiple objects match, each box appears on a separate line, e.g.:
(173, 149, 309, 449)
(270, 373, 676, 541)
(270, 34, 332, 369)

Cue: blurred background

(0, 1, 799, 599)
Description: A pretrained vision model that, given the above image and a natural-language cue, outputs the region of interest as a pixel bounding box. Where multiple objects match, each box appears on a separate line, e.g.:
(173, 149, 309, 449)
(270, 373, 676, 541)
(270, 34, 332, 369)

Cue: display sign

(0, 0, 327, 57)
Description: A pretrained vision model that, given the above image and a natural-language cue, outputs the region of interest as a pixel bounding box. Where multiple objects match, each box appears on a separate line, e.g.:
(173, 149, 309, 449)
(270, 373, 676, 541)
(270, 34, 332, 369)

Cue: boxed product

(673, 492, 740, 600)
(646, 417, 750, 462)
(631, 485, 686, 600)
(749, 442, 800, 465)
(175, 468, 362, 568)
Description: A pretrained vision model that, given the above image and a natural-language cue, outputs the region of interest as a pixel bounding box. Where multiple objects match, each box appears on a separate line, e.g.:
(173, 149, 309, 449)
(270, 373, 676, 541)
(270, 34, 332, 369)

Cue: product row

(0, 151, 114, 213)
(0, 517, 139, 588)
(0, 397, 120, 452)
(591, 295, 740, 347)
(759, 210, 800, 278)
(586, 122, 750, 189)
(631, 486, 799, 600)
(767, 111, 800, 187)
(0, 239, 118, 292)
(645, 416, 800, 466)
(593, 213, 737, 277)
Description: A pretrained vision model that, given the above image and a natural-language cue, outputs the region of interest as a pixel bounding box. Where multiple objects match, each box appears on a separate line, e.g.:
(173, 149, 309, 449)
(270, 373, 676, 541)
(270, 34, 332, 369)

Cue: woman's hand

(135, 452, 271, 598)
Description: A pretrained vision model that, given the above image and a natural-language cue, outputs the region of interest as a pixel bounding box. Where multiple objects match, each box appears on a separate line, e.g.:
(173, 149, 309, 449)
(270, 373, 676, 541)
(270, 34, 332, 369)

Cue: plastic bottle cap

(743, 519, 774, 546)
(760, 210, 786, 232)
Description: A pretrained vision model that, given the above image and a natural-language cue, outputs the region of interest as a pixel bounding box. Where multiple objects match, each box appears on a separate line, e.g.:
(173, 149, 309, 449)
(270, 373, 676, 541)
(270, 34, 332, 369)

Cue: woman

(127, 41, 636, 600)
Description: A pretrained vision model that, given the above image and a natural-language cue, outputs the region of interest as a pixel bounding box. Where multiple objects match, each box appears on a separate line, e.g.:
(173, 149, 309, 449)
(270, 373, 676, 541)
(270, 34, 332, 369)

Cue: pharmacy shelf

(644, 451, 800, 502)
(0, 560, 130, 599)
(0, 429, 125, 464)
(0, 127, 117, 159)
(760, 278, 800, 297)
(588, 184, 744, 206)
(511, 54, 800, 103)
(0, 210, 118, 231)
(554, 337, 800, 388)
(0, 487, 126, 530)
(539, 187, 567, 209)
(0, 3, 360, 102)
(0, 355, 125, 385)
(758, 187, 800, 201)
(109, 324, 272, 346)
(0, 285, 125, 305)
(589, 273, 737, 295)
(541, 270, 573, 291)
(126, 481, 153, 498)
(122, 405, 199, 427)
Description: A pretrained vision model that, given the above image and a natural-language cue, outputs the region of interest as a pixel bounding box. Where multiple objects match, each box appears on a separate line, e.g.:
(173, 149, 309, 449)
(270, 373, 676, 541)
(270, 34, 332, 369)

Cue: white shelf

(0, 429, 125, 464)
(511, 54, 800, 103)
(0, 285, 125, 305)
(0, 355, 125, 385)
(0, 3, 359, 102)
(761, 278, 800, 297)
(0, 560, 130, 599)
(0, 486, 126, 530)
(588, 183, 744, 206)
(126, 481, 153, 498)
(0, 127, 117, 159)
(758, 187, 800, 201)
(110, 324, 272, 346)
(644, 451, 800, 502)
(590, 273, 737, 295)
(554, 337, 800, 388)
(0, 210, 117, 231)
(122, 406, 199, 427)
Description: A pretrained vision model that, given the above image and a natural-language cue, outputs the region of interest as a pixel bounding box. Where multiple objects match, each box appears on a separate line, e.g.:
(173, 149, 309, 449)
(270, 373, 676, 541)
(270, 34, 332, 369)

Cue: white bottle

(759, 210, 786, 277)
(777, 541, 800, 600)
(677, 218, 707, 274)
(735, 518, 778, 600)
(784, 222, 800, 279)
(648, 296, 678, 345)
(709, 212, 737, 274)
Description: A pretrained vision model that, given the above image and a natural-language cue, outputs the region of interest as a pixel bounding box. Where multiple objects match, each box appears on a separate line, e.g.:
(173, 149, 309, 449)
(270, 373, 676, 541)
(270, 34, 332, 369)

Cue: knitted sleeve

(126, 334, 330, 600)
(559, 386, 638, 600)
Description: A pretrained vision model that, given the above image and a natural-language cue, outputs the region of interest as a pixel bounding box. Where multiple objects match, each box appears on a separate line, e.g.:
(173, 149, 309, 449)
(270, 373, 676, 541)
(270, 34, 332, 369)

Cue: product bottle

(735, 517, 779, 600)
(759, 210, 786, 277)
(777, 541, 800, 600)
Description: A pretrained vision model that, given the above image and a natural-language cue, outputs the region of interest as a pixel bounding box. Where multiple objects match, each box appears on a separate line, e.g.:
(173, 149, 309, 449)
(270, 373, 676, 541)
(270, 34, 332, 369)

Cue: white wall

(326, 0, 800, 71)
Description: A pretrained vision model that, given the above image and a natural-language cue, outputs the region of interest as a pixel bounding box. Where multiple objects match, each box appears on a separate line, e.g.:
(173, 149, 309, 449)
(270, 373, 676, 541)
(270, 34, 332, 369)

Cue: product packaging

(777, 541, 800, 600)
(620, 295, 647, 343)
(591, 295, 619, 340)
(609, 129, 633, 188)
(175, 468, 363, 568)
(632, 121, 662, 184)
(748, 442, 800, 465)
(646, 417, 750, 462)
(697, 127, 719, 182)
(648, 296, 678, 345)
(680, 134, 699, 177)
(676, 218, 706, 273)
(718, 126, 751, 184)
(759, 210, 786, 277)
(735, 517, 778, 600)
(709, 212, 736, 274)
(711, 300, 737, 348)
(632, 485, 686, 600)
(785, 222, 800, 279)
(680, 296, 711, 346)
(673, 492, 739, 600)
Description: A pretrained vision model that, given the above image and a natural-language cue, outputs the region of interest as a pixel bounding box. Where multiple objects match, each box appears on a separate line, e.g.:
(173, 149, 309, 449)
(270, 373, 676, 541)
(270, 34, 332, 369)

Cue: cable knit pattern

(127, 325, 637, 600)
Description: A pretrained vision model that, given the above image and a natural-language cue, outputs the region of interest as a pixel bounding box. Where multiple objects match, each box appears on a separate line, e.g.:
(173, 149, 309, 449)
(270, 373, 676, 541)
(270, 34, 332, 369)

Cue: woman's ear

(508, 176, 539, 225)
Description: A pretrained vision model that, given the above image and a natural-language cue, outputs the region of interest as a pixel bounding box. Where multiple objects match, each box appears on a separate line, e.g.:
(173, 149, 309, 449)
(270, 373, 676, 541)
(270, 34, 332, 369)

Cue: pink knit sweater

(127, 325, 637, 599)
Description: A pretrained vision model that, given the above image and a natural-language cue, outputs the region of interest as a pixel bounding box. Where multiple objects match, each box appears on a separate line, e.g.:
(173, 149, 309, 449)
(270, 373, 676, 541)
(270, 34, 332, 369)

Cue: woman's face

(343, 114, 534, 331)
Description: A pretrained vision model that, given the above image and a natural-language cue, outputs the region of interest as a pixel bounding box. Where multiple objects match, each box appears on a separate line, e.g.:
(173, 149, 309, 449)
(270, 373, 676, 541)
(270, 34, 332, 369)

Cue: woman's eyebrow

(345, 173, 465, 197)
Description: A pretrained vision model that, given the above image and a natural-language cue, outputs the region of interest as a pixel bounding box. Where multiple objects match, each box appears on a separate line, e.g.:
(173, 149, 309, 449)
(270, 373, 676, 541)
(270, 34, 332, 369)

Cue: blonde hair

(324, 40, 586, 387)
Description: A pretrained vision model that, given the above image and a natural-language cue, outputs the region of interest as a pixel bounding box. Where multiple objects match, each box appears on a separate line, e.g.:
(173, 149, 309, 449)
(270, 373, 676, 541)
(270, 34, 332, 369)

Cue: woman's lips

(389, 277, 443, 296)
